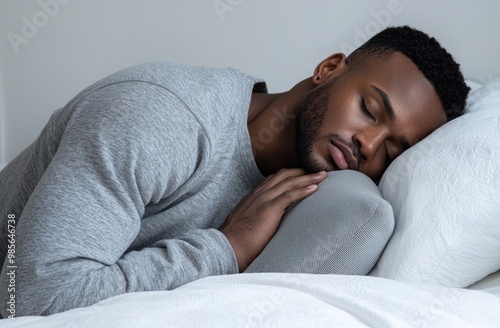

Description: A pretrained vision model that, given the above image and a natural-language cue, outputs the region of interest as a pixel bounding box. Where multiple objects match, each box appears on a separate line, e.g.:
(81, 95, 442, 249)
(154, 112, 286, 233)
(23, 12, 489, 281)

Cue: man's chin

(298, 154, 333, 173)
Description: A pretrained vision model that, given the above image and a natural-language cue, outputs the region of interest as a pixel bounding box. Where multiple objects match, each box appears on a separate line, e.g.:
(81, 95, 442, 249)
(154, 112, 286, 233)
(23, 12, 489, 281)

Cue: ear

(312, 53, 348, 85)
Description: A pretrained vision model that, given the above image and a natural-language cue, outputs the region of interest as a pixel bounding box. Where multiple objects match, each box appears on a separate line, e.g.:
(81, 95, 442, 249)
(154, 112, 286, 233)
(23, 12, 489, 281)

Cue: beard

(295, 77, 338, 173)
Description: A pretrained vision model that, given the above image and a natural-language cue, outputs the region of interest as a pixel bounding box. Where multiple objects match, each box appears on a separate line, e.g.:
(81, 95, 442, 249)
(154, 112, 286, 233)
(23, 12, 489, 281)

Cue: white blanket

(3, 273, 500, 327)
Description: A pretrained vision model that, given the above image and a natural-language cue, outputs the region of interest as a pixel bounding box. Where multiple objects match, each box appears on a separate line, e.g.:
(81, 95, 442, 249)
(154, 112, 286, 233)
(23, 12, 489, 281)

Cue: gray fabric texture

(245, 170, 395, 275)
(0, 62, 265, 316)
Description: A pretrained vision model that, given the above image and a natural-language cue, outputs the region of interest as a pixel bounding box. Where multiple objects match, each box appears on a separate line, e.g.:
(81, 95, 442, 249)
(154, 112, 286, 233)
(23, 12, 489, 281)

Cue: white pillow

(370, 78, 500, 288)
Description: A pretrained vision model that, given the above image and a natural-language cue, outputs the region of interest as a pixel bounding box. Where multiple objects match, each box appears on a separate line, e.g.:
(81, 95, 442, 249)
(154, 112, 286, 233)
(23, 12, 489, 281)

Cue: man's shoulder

(108, 61, 247, 88)
(65, 61, 261, 142)
(71, 62, 247, 99)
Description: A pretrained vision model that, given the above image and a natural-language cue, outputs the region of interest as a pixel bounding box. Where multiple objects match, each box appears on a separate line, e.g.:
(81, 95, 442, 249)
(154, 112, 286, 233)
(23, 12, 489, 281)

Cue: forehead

(351, 52, 446, 144)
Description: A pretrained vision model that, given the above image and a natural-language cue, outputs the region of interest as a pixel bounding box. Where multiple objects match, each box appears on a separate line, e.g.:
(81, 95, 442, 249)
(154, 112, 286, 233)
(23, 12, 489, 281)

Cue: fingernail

(313, 171, 326, 177)
(306, 184, 318, 191)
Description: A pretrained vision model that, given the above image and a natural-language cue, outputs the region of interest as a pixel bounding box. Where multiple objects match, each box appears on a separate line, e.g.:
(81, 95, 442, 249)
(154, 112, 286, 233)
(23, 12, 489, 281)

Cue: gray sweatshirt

(0, 62, 266, 316)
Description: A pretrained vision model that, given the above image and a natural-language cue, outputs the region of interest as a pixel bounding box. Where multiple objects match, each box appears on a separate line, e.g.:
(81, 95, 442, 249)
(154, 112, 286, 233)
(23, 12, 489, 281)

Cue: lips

(329, 141, 358, 171)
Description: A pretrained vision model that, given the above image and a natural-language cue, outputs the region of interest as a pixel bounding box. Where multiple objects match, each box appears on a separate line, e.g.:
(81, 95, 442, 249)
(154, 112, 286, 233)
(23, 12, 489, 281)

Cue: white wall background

(0, 58, 5, 168)
(0, 0, 499, 165)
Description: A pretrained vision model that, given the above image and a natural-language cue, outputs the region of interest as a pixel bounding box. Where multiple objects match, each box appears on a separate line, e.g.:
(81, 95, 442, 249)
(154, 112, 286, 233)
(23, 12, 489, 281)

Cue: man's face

(296, 52, 446, 181)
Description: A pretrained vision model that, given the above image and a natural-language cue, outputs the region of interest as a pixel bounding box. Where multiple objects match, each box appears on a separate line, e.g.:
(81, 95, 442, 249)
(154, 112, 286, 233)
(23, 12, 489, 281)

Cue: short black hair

(346, 25, 469, 121)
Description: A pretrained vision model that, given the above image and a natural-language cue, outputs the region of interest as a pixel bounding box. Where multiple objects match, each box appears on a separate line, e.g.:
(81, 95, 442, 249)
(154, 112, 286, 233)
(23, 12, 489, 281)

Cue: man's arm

(0, 83, 237, 316)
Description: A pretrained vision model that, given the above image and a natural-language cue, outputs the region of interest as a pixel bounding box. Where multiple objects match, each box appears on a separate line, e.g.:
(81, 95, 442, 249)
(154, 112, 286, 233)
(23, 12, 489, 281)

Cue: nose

(353, 126, 389, 162)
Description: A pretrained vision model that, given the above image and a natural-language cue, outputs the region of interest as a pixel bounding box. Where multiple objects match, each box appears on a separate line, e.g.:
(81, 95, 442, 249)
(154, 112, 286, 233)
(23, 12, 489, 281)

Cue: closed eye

(360, 97, 375, 121)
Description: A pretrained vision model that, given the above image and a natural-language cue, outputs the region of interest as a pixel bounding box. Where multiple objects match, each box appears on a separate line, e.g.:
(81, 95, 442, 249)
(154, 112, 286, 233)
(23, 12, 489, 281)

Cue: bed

(2, 273, 500, 327)
(2, 78, 499, 327)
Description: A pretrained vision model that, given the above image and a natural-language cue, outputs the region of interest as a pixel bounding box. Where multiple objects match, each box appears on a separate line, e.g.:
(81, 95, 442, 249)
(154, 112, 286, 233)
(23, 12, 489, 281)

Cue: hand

(220, 169, 327, 272)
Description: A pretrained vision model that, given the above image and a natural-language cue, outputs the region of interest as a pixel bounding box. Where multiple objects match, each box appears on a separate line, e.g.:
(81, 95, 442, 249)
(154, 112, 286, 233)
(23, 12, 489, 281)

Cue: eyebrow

(371, 85, 411, 151)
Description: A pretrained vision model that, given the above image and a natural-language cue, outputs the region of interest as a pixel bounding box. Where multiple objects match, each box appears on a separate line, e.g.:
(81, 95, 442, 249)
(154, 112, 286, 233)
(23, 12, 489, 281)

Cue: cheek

(320, 92, 360, 136)
(358, 154, 386, 180)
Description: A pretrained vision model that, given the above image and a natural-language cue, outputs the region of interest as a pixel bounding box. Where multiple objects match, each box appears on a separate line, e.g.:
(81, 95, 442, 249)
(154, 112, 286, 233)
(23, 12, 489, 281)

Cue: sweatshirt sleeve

(0, 82, 238, 317)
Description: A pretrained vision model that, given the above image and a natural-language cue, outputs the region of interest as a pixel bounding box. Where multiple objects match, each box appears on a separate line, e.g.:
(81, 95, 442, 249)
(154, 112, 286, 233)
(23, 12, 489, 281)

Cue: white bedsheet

(3, 273, 500, 327)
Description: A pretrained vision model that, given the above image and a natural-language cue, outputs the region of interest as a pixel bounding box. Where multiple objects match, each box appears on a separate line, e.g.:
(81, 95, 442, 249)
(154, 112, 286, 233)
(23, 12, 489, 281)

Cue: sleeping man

(0, 26, 469, 316)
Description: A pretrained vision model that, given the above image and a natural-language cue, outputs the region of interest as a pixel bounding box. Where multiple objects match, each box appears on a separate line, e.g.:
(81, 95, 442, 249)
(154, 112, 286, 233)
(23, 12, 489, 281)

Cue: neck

(247, 77, 316, 176)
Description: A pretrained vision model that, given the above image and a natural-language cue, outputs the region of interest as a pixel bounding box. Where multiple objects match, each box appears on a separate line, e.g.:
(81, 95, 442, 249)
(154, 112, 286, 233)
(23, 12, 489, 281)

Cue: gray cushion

(245, 170, 394, 275)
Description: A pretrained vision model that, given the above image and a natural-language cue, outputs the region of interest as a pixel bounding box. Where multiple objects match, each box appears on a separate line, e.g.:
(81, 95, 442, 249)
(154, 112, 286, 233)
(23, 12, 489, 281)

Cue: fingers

(220, 168, 328, 272)
(273, 183, 320, 210)
(252, 168, 305, 192)
(259, 169, 327, 202)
